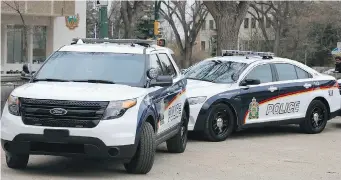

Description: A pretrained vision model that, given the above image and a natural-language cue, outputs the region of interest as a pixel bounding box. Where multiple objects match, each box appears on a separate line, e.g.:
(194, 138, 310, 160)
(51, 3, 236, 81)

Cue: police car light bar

(222, 50, 275, 59)
(72, 38, 157, 46)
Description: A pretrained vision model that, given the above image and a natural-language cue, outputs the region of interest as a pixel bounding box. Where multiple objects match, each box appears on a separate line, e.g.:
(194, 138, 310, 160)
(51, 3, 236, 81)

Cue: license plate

(44, 129, 69, 139)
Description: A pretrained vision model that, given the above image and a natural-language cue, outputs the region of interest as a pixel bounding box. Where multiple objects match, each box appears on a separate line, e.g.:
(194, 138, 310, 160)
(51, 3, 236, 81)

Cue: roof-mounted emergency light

(222, 50, 275, 59)
(71, 38, 157, 47)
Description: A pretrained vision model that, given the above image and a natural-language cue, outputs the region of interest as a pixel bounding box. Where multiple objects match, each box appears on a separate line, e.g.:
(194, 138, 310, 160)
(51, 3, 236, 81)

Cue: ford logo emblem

(49, 108, 67, 115)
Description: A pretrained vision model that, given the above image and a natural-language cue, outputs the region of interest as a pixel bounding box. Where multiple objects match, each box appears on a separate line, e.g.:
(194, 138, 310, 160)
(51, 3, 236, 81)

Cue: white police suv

(1, 38, 189, 174)
(184, 50, 341, 142)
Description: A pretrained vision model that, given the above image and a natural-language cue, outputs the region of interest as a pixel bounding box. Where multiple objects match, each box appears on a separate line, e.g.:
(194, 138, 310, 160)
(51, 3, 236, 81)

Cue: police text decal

(266, 101, 300, 115)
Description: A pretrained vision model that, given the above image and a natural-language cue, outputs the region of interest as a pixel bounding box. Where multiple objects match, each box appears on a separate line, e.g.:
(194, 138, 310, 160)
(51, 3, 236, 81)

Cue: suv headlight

(188, 96, 207, 105)
(7, 95, 20, 116)
(102, 99, 137, 120)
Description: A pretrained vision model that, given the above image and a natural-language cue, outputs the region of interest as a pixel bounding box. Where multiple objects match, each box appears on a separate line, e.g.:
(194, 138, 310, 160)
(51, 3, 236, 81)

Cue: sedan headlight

(7, 95, 20, 116)
(102, 99, 137, 120)
(188, 96, 207, 105)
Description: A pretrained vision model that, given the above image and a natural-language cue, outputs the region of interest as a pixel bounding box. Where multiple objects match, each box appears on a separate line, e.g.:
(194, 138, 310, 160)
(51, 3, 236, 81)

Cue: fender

(135, 96, 158, 145)
(193, 89, 241, 131)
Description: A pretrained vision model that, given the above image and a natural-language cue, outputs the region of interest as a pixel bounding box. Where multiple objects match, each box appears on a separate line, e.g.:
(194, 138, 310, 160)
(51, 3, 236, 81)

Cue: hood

(11, 82, 148, 101)
(186, 79, 233, 98)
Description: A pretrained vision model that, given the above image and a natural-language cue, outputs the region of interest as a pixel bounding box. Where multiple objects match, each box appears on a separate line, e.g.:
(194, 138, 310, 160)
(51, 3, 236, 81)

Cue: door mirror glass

(240, 79, 261, 86)
(147, 68, 159, 79)
(150, 75, 173, 87)
(21, 63, 32, 80)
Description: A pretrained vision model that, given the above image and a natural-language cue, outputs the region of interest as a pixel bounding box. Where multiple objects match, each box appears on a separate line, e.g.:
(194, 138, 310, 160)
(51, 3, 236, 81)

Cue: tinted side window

(295, 66, 311, 79)
(245, 64, 273, 83)
(158, 53, 176, 76)
(274, 63, 298, 81)
(150, 54, 163, 75)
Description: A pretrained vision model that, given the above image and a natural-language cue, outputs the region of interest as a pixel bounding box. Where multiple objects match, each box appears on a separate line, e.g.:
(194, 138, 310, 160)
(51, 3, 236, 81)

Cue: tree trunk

(216, 16, 239, 55)
(274, 26, 281, 55)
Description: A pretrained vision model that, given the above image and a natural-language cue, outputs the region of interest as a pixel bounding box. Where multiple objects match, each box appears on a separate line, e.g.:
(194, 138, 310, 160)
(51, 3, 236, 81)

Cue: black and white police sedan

(184, 50, 341, 142)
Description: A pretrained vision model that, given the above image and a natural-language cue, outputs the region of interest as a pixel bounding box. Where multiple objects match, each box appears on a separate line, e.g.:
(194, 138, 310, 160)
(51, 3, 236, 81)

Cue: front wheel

(300, 100, 328, 134)
(204, 103, 235, 142)
(166, 109, 188, 153)
(124, 122, 156, 174)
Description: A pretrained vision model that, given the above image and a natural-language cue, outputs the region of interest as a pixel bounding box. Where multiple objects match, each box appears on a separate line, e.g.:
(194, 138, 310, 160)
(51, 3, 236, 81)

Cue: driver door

(148, 53, 183, 135)
(238, 63, 280, 125)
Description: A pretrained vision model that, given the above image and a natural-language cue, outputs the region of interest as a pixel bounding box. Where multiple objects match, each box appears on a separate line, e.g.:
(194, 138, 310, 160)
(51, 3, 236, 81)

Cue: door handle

(268, 86, 278, 92)
(303, 83, 312, 89)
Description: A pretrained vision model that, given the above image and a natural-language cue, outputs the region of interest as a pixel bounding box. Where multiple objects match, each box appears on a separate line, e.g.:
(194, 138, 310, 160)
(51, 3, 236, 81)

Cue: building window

(209, 20, 214, 30)
(33, 26, 47, 64)
(251, 18, 256, 28)
(7, 25, 27, 63)
(266, 18, 271, 28)
(201, 41, 206, 51)
(202, 20, 206, 30)
(244, 18, 249, 28)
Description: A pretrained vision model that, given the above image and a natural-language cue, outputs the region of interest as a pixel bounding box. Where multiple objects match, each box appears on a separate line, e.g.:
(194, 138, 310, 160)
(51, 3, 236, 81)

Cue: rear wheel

(300, 100, 328, 134)
(124, 122, 156, 174)
(204, 103, 235, 142)
(166, 109, 188, 153)
(6, 152, 29, 169)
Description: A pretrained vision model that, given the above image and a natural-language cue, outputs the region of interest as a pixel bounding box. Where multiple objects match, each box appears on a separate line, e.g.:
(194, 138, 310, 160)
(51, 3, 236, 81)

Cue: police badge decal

(248, 97, 259, 119)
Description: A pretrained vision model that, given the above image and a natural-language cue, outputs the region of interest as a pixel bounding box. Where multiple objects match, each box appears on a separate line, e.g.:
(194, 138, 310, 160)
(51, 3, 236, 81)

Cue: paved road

(2, 118, 341, 180)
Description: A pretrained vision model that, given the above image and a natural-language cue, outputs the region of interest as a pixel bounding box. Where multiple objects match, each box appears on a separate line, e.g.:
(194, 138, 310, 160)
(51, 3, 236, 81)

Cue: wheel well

(145, 115, 156, 132)
(312, 97, 330, 118)
(212, 100, 238, 129)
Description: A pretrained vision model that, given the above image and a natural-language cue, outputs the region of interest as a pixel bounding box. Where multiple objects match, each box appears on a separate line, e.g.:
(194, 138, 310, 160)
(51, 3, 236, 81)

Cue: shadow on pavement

(9, 158, 141, 178)
(187, 125, 304, 142)
(332, 122, 341, 129)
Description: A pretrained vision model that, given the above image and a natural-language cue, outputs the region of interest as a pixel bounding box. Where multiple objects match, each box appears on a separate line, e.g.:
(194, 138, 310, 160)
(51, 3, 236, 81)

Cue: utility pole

(97, 0, 108, 38)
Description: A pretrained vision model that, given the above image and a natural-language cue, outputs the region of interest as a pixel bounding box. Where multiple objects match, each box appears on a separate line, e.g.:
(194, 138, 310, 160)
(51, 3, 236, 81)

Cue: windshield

(184, 60, 248, 83)
(34, 51, 146, 87)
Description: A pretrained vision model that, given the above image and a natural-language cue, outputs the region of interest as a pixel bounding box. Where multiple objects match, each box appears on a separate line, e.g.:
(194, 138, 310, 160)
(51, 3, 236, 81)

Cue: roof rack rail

(71, 38, 157, 47)
(222, 50, 275, 59)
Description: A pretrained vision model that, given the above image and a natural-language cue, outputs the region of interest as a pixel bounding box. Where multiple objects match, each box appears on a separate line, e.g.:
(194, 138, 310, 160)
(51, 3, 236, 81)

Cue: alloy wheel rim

(212, 109, 229, 136)
(311, 107, 324, 128)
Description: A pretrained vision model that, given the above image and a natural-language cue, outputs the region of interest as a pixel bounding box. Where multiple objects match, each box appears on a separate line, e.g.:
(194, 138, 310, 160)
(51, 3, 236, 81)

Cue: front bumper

(188, 103, 204, 131)
(1, 134, 137, 161)
(1, 103, 139, 146)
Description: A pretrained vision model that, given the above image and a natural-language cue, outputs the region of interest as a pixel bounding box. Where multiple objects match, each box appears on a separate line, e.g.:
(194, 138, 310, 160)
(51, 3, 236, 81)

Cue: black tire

(124, 122, 156, 174)
(166, 109, 188, 153)
(6, 152, 29, 169)
(300, 100, 328, 134)
(204, 103, 235, 142)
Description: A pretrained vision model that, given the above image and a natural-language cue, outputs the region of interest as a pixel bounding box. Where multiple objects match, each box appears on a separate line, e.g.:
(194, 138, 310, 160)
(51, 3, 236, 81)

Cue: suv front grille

(20, 98, 109, 128)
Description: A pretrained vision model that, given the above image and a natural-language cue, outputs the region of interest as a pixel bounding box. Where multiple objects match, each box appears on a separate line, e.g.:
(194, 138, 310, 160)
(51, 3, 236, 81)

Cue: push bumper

(1, 134, 137, 161)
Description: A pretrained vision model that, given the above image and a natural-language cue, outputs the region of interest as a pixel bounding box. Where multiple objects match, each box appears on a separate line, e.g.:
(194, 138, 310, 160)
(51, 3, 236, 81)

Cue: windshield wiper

(186, 77, 213, 82)
(72, 79, 116, 84)
(32, 78, 70, 82)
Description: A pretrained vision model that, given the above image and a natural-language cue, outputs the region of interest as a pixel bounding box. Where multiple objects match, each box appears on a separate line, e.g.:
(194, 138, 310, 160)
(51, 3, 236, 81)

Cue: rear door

(271, 63, 314, 120)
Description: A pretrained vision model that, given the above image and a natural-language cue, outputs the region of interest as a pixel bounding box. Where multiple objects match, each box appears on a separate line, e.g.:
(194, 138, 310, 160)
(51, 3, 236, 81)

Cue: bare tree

(249, 1, 290, 55)
(108, 1, 123, 39)
(203, 1, 250, 54)
(120, 1, 149, 38)
(3, 1, 28, 63)
(160, 1, 208, 68)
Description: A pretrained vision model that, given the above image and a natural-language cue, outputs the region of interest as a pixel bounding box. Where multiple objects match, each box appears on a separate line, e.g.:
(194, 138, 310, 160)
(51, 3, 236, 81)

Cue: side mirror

(150, 75, 173, 87)
(240, 79, 261, 86)
(21, 64, 32, 80)
(147, 68, 159, 80)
